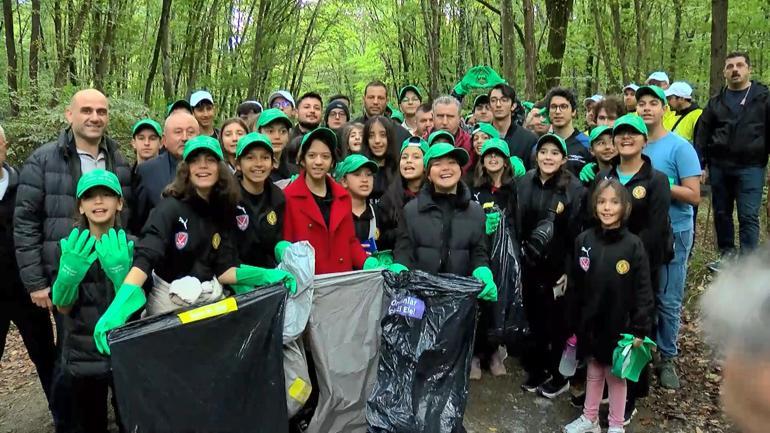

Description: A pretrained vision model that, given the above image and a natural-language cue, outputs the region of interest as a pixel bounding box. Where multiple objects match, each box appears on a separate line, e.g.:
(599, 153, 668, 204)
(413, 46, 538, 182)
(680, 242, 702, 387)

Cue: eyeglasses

(329, 111, 347, 119)
(490, 97, 511, 105)
(272, 101, 292, 109)
(549, 104, 570, 112)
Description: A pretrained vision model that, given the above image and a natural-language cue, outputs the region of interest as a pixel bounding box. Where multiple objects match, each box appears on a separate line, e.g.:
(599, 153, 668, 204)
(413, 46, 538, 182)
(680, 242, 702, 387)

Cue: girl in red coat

(280, 127, 372, 274)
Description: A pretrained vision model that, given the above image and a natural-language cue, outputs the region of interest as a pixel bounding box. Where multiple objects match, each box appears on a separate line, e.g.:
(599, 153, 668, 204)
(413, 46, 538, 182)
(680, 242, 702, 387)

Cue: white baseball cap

(665, 82, 693, 99)
(583, 94, 604, 104)
(267, 90, 296, 108)
(646, 71, 670, 84)
(623, 83, 640, 92)
(190, 90, 214, 107)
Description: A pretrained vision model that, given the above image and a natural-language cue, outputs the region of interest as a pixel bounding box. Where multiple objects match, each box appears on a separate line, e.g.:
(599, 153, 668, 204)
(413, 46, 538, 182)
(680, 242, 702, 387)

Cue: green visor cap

(536, 133, 568, 155)
(76, 169, 122, 198)
(400, 136, 429, 155)
(480, 138, 511, 159)
(257, 108, 293, 129)
(131, 118, 162, 137)
(334, 154, 379, 181)
(472, 122, 500, 140)
(427, 129, 455, 147)
(613, 113, 648, 137)
(182, 135, 224, 162)
(166, 99, 192, 116)
(236, 132, 273, 159)
(398, 85, 422, 102)
(300, 127, 338, 155)
(424, 142, 469, 168)
(635, 85, 666, 103)
(588, 125, 613, 144)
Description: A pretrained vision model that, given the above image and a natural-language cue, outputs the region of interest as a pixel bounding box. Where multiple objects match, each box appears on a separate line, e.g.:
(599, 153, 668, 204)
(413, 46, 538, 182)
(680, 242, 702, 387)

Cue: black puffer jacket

(572, 227, 653, 365)
(0, 165, 24, 301)
(14, 129, 133, 293)
(470, 179, 519, 240)
(235, 182, 285, 268)
(394, 182, 488, 276)
(375, 181, 419, 251)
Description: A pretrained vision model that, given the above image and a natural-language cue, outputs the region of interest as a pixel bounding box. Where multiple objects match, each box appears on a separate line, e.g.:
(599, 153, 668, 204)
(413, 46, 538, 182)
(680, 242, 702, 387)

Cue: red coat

(282, 172, 368, 274)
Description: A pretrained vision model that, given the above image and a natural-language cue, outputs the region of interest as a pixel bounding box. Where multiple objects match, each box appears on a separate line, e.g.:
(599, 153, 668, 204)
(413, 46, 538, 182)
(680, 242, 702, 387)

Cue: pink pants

(583, 359, 627, 428)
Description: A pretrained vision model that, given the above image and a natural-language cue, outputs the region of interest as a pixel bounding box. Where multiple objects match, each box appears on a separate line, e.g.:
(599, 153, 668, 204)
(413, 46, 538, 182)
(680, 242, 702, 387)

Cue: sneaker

(607, 427, 625, 433)
(489, 351, 507, 377)
(623, 399, 637, 426)
(658, 358, 681, 389)
(569, 387, 609, 408)
(521, 372, 551, 393)
(538, 377, 570, 399)
(470, 357, 482, 380)
(563, 415, 600, 433)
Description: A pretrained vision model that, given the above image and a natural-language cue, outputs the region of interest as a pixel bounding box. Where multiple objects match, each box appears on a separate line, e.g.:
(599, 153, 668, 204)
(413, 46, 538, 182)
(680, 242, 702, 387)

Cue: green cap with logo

(334, 154, 379, 181)
(535, 133, 568, 156)
(424, 142, 469, 168)
(480, 138, 511, 159)
(588, 125, 613, 144)
(257, 108, 293, 130)
(131, 118, 162, 138)
(613, 113, 649, 137)
(236, 132, 273, 159)
(182, 135, 224, 161)
(76, 169, 122, 198)
(635, 85, 666, 103)
(398, 85, 422, 102)
(427, 130, 455, 147)
(471, 122, 500, 140)
(400, 136, 429, 155)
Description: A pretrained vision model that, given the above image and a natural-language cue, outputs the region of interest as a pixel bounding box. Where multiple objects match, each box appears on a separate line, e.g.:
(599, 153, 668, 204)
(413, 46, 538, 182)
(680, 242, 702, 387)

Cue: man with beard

(286, 91, 323, 164)
(354, 80, 411, 144)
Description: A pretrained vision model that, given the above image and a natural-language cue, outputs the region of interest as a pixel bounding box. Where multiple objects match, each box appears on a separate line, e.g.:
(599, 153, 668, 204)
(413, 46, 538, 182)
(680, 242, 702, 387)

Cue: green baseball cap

(334, 154, 379, 181)
(299, 127, 338, 156)
(391, 109, 405, 123)
(427, 130, 455, 147)
(76, 169, 122, 198)
(182, 135, 224, 162)
(480, 138, 511, 159)
(613, 113, 649, 137)
(400, 136, 429, 155)
(535, 133, 568, 155)
(166, 99, 193, 116)
(257, 108, 293, 130)
(635, 85, 666, 103)
(588, 125, 613, 144)
(398, 85, 422, 102)
(424, 142, 469, 169)
(236, 132, 273, 159)
(131, 118, 162, 137)
(471, 122, 500, 140)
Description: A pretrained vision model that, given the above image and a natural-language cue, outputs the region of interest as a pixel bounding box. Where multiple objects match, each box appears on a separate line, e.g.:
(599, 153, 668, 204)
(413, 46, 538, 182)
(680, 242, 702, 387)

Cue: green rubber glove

(235, 264, 297, 295)
(274, 240, 291, 263)
(485, 212, 501, 235)
(668, 176, 676, 188)
(386, 263, 409, 274)
(539, 107, 551, 125)
(454, 66, 507, 96)
(472, 266, 498, 301)
(509, 156, 526, 178)
(95, 228, 134, 291)
(363, 256, 381, 270)
(93, 283, 146, 355)
(579, 162, 598, 183)
(52, 228, 98, 307)
(522, 101, 534, 114)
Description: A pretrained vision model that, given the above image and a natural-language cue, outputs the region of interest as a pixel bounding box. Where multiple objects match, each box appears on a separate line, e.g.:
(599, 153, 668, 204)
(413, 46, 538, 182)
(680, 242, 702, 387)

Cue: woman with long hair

(361, 116, 400, 201)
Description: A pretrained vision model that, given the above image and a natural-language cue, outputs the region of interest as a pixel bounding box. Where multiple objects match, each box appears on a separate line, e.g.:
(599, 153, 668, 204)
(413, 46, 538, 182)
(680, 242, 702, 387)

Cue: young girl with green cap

(335, 154, 380, 253)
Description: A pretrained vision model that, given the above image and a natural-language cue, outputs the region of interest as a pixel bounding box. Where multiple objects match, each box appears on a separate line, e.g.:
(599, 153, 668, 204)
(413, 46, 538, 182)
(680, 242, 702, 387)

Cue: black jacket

(352, 202, 380, 252)
(375, 182, 419, 252)
(15, 129, 133, 293)
(564, 130, 592, 177)
(235, 182, 285, 268)
(572, 227, 653, 365)
(470, 179, 519, 240)
(502, 122, 538, 171)
(695, 81, 770, 167)
(0, 165, 24, 301)
(132, 151, 179, 233)
(394, 182, 488, 276)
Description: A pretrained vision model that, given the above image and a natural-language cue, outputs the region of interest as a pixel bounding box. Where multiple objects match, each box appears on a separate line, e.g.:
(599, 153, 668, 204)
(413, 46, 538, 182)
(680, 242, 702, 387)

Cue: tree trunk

(53, 0, 92, 91)
(668, 0, 683, 80)
(144, 0, 173, 105)
(420, 0, 442, 98)
(633, 0, 643, 82)
(289, 0, 323, 95)
(542, 0, 573, 90)
(2, 0, 18, 116)
(589, 1, 618, 91)
(522, 0, 536, 100)
(500, 0, 516, 84)
(93, 0, 123, 92)
(29, 0, 41, 101)
(709, 0, 728, 96)
(608, 0, 629, 85)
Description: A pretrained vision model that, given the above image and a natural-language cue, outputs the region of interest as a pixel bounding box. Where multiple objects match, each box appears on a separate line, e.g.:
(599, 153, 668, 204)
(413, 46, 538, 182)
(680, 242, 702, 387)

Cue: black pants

(69, 374, 123, 433)
(521, 275, 570, 380)
(0, 297, 56, 402)
(473, 301, 497, 362)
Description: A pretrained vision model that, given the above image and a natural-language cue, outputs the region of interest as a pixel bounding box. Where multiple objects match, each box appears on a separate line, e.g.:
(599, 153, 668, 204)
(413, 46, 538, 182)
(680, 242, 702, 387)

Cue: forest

(0, 0, 767, 159)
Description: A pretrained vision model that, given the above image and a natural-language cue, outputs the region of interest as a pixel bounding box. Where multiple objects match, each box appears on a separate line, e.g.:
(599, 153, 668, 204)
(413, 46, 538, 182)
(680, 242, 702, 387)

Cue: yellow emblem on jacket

(632, 186, 646, 199)
(212, 233, 221, 250)
(267, 210, 277, 226)
(616, 259, 630, 275)
(556, 201, 565, 214)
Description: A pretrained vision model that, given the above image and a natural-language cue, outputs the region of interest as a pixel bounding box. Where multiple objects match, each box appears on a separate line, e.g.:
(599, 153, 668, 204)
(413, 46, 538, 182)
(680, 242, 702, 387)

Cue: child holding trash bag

(50, 169, 131, 433)
(92, 136, 296, 355)
(563, 178, 653, 433)
(517, 133, 585, 398)
(335, 154, 381, 254)
(468, 137, 520, 379)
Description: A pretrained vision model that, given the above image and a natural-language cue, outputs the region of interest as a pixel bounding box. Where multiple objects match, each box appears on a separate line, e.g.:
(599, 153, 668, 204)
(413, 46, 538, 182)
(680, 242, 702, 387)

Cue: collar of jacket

(675, 103, 701, 117)
(1, 163, 18, 191)
(417, 180, 472, 212)
(285, 171, 350, 230)
(593, 225, 628, 243)
(607, 154, 654, 180)
(240, 180, 285, 210)
(58, 127, 115, 157)
(531, 169, 561, 189)
(719, 80, 769, 105)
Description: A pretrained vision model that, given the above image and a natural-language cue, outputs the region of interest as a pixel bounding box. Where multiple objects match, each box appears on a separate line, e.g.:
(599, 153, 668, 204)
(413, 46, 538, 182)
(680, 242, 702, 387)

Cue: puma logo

(236, 205, 246, 214)
(178, 217, 188, 230)
(581, 246, 591, 255)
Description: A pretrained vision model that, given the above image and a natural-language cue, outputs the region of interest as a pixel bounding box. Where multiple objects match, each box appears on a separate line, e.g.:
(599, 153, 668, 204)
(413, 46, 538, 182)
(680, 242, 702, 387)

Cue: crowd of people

(0, 50, 767, 433)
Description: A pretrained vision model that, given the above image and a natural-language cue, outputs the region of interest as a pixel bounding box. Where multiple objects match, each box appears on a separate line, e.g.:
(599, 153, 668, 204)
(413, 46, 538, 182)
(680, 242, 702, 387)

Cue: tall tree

(668, 0, 684, 79)
(709, 0, 728, 96)
(590, 1, 618, 91)
(522, 0, 536, 99)
(500, 0, 516, 83)
(608, 0, 630, 85)
(29, 0, 41, 101)
(2, 0, 19, 115)
(542, 0, 574, 90)
(420, 0, 443, 98)
(144, 0, 173, 105)
(53, 0, 93, 92)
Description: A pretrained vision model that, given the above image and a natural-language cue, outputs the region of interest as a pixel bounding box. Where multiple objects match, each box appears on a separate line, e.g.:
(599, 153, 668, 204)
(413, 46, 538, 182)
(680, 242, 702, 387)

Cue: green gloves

(363, 256, 381, 270)
(274, 240, 291, 263)
(472, 266, 498, 301)
(234, 264, 297, 295)
(453, 66, 507, 96)
(94, 283, 146, 355)
(579, 162, 598, 183)
(668, 176, 676, 188)
(509, 156, 526, 178)
(386, 263, 409, 274)
(485, 212, 501, 235)
(95, 228, 134, 291)
(52, 228, 97, 307)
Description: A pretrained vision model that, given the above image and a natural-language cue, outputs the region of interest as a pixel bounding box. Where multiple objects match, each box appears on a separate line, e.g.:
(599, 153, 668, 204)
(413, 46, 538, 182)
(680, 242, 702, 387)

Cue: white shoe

(563, 415, 600, 433)
(607, 427, 625, 433)
(470, 357, 482, 380)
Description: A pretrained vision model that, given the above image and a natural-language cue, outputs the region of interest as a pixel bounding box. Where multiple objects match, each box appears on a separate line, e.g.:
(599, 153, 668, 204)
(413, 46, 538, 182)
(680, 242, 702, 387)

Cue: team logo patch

(212, 233, 221, 250)
(579, 246, 591, 271)
(236, 214, 249, 231)
(556, 201, 565, 214)
(375, 228, 380, 240)
(175, 232, 188, 250)
(632, 186, 647, 199)
(267, 211, 278, 226)
(616, 259, 630, 275)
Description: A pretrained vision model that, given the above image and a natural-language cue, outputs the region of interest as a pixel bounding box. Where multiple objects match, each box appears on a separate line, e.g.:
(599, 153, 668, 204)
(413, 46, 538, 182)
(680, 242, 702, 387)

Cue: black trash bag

(488, 208, 529, 346)
(108, 285, 288, 433)
(367, 270, 481, 433)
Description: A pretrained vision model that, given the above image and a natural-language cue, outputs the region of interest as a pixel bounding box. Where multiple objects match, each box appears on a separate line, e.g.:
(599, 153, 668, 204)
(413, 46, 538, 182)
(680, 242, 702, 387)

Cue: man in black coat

(354, 80, 412, 145)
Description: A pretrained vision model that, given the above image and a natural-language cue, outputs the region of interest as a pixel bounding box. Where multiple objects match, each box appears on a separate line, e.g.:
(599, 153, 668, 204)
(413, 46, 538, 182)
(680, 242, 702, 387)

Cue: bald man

(130, 110, 200, 232)
(14, 88, 133, 429)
